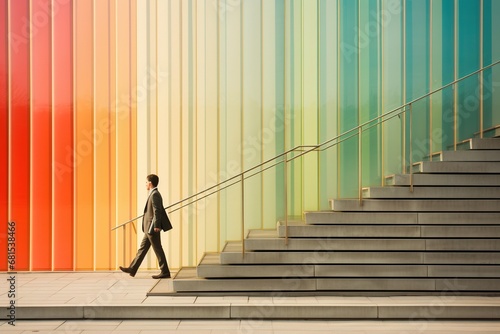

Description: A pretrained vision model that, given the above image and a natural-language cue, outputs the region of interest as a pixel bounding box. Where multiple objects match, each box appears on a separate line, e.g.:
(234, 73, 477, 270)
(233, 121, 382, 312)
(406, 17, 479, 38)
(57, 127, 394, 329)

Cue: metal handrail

(112, 59, 500, 232)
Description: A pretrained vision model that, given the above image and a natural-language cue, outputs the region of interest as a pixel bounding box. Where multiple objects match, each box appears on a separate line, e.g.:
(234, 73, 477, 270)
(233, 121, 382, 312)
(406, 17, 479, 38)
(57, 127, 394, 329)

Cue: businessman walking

(120, 174, 172, 279)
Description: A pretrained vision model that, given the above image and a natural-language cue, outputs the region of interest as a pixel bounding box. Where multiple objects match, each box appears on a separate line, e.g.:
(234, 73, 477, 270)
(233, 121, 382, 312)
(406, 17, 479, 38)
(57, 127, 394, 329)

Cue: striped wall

(1, 0, 500, 271)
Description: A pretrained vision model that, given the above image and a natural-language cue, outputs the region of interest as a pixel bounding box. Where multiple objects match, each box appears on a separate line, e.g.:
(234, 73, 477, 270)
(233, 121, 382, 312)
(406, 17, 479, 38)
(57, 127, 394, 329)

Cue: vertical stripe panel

(195, 0, 206, 261)
(203, 0, 220, 252)
(31, 0, 52, 270)
(359, 0, 381, 188)
(93, 0, 112, 270)
(0, 0, 7, 272)
(52, 0, 73, 270)
(242, 0, 262, 231)
(287, 0, 303, 217)
(490, 1, 500, 127)
(319, 0, 338, 208)
(457, 0, 480, 142)
(181, 0, 195, 266)
(128, 0, 137, 265)
(302, 0, 318, 211)
(381, 0, 403, 177)
(156, 0, 171, 267)
(116, 0, 134, 268)
(338, 0, 358, 198)
(405, 0, 430, 164)
(134, 0, 149, 268)
(222, 0, 243, 243)
(74, 0, 94, 270)
(9, 0, 31, 271)
(440, 0, 455, 151)
(262, 0, 280, 227)
(272, 0, 286, 223)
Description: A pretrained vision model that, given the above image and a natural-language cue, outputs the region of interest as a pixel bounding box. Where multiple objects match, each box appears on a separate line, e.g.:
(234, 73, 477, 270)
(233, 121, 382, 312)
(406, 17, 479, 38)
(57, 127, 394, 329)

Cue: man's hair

(147, 174, 159, 187)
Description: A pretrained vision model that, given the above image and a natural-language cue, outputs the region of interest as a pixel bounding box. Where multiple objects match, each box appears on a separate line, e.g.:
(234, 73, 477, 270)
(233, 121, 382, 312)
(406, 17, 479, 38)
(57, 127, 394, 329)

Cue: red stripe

(53, 0, 73, 271)
(0, 0, 8, 272)
(31, 0, 52, 271)
(9, 0, 31, 271)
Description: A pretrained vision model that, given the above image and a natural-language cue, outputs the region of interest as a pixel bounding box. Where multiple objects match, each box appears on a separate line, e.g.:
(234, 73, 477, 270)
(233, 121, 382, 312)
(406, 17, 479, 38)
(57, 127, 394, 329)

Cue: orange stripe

(9, 0, 31, 271)
(74, 0, 94, 271)
(129, 0, 137, 263)
(53, 0, 73, 271)
(116, 0, 133, 266)
(31, 0, 52, 271)
(94, 0, 112, 270)
(0, 0, 7, 272)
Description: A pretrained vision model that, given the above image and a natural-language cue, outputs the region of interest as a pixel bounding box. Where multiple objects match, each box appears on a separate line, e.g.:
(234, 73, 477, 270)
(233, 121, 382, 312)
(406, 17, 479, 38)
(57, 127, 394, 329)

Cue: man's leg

(129, 233, 152, 274)
(149, 232, 170, 275)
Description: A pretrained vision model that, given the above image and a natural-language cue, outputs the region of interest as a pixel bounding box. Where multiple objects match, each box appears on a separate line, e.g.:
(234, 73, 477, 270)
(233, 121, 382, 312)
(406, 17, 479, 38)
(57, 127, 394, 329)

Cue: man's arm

(150, 192, 164, 232)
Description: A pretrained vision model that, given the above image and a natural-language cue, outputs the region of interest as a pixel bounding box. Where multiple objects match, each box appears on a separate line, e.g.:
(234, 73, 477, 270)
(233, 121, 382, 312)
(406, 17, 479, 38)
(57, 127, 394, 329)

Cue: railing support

(358, 126, 363, 205)
(241, 173, 245, 256)
(284, 157, 289, 246)
(409, 103, 414, 193)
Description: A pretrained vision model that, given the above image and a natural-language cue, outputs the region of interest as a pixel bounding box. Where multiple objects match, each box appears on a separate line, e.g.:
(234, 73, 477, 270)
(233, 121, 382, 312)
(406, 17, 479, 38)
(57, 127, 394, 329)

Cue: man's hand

(154, 227, 160, 233)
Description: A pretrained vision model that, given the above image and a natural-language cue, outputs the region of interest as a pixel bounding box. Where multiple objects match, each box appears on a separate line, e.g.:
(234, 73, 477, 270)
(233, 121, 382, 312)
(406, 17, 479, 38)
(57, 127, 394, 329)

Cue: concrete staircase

(168, 138, 500, 295)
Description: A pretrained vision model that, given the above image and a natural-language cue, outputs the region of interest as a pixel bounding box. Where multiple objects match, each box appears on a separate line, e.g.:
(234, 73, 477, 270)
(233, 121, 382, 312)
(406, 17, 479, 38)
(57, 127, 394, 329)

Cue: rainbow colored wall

(1, 0, 500, 272)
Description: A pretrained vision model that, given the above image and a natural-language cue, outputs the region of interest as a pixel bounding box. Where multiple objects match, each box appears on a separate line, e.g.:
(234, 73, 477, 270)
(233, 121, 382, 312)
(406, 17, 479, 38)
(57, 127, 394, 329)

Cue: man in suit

(120, 174, 172, 279)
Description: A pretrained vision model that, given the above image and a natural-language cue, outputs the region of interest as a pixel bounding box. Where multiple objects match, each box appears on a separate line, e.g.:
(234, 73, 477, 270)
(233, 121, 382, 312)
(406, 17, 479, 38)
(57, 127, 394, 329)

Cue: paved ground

(1, 272, 499, 333)
(2, 319, 500, 333)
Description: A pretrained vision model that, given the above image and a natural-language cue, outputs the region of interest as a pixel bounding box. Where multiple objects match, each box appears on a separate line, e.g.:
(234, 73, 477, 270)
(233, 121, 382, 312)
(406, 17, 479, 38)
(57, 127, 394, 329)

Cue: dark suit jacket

(142, 188, 173, 234)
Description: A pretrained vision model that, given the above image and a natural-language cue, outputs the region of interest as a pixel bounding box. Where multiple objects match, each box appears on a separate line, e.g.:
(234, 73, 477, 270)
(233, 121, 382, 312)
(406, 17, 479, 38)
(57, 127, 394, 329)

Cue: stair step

(220, 247, 500, 265)
(439, 150, 500, 161)
(330, 199, 500, 212)
(245, 237, 500, 251)
(429, 265, 500, 277)
(305, 212, 500, 225)
(173, 268, 500, 292)
(246, 238, 426, 251)
(276, 223, 421, 238)
(317, 278, 500, 291)
(417, 212, 500, 225)
(413, 161, 500, 173)
(276, 223, 500, 238)
(363, 186, 500, 199)
(173, 268, 317, 292)
(468, 138, 500, 150)
(305, 211, 418, 224)
(317, 265, 500, 278)
(197, 254, 314, 278)
(196, 261, 500, 278)
(385, 174, 500, 186)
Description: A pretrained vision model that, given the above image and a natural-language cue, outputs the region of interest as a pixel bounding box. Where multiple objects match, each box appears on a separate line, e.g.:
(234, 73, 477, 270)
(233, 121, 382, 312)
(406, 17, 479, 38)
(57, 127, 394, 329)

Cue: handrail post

(480, 70, 484, 139)
(241, 173, 245, 256)
(402, 109, 407, 175)
(284, 156, 288, 246)
(409, 103, 414, 193)
(122, 226, 126, 268)
(358, 126, 363, 205)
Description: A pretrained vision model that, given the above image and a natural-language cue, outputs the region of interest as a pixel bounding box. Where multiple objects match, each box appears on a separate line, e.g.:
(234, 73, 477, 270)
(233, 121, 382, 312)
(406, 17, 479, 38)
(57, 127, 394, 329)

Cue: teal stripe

(339, 0, 358, 198)
(483, 0, 493, 129)
(441, 0, 455, 150)
(457, 0, 481, 141)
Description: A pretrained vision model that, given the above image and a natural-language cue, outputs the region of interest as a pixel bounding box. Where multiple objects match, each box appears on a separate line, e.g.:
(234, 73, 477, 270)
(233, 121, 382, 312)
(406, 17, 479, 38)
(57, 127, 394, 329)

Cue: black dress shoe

(119, 266, 136, 277)
(152, 272, 171, 279)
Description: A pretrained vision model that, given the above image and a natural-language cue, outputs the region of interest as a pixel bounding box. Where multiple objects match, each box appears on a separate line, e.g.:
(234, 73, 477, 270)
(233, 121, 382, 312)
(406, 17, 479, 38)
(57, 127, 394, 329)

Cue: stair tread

(330, 198, 500, 212)
(363, 186, 500, 199)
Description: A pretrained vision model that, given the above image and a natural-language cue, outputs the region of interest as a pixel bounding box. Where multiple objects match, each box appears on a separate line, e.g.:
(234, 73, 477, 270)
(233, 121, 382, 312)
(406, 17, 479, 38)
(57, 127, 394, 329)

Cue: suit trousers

(129, 232, 170, 274)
